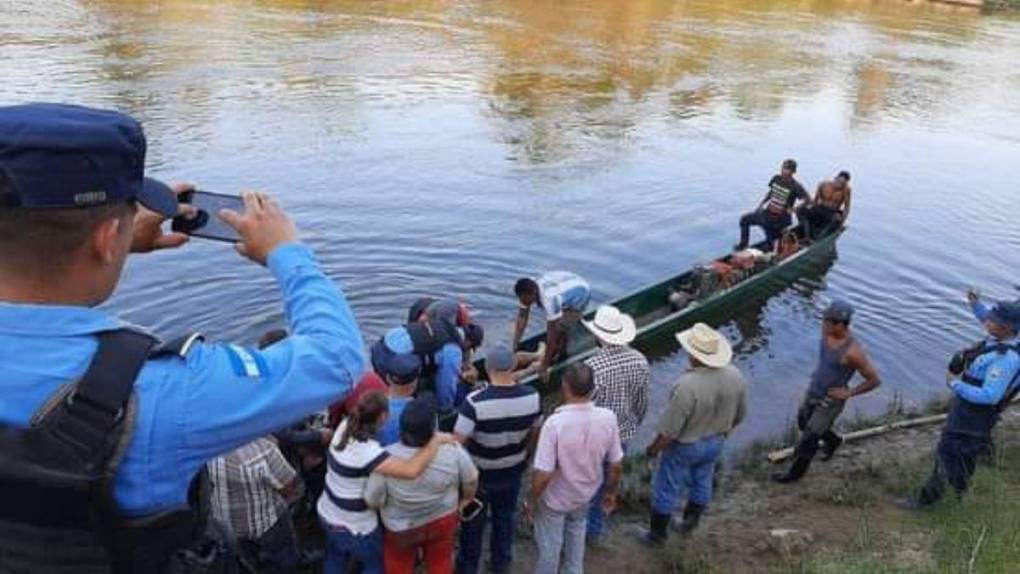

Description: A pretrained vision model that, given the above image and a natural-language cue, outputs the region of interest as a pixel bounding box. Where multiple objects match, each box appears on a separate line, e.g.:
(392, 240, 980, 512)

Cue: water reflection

(3, 0, 1019, 443)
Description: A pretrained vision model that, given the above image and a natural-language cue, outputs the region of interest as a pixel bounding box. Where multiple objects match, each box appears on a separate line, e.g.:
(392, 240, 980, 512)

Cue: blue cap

(370, 327, 422, 383)
(0, 103, 177, 217)
(823, 300, 854, 323)
(988, 301, 1020, 331)
(485, 345, 515, 373)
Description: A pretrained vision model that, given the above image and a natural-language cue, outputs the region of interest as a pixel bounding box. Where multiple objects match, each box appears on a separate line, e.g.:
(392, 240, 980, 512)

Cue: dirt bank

(504, 411, 1020, 573)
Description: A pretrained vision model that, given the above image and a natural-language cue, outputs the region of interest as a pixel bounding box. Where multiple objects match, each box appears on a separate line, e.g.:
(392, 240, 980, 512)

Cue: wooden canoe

(474, 226, 846, 393)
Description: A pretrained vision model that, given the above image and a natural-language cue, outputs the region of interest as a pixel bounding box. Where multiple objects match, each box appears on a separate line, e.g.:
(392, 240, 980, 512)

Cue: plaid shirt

(585, 345, 650, 444)
(208, 438, 298, 540)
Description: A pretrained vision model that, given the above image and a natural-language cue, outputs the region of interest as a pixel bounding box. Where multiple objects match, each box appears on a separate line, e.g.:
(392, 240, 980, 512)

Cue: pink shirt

(533, 402, 624, 512)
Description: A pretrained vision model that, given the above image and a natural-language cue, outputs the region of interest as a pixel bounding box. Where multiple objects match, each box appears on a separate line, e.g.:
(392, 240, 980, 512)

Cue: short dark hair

(257, 329, 288, 349)
(836, 170, 851, 181)
(463, 323, 484, 349)
(399, 397, 436, 447)
(0, 197, 135, 274)
(782, 159, 797, 173)
(514, 278, 539, 300)
(563, 363, 594, 398)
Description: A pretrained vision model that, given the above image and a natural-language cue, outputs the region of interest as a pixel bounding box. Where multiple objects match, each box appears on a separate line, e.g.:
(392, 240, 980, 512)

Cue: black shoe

(671, 503, 705, 536)
(771, 471, 801, 484)
(821, 435, 843, 462)
(633, 527, 666, 548)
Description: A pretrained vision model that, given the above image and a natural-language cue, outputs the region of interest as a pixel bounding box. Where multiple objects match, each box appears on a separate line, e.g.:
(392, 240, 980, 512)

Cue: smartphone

(460, 498, 484, 522)
(171, 190, 242, 242)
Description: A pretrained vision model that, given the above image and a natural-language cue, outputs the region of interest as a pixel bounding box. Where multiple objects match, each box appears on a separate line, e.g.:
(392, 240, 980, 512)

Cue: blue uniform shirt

(0, 242, 364, 516)
(949, 300, 1020, 405)
(433, 342, 463, 410)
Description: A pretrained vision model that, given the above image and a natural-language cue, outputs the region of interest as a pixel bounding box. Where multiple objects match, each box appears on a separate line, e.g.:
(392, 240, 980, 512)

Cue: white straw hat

(675, 323, 733, 368)
(583, 305, 637, 346)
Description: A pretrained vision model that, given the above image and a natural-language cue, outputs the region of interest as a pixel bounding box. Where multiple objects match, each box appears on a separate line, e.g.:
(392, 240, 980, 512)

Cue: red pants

(383, 512, 459, 574)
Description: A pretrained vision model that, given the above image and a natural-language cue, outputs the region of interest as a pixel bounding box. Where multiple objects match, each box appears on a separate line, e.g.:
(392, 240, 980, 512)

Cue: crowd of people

(1, 103, 1018, 574)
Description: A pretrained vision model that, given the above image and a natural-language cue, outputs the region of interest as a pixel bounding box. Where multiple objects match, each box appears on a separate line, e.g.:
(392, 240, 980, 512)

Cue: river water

(2, 0, 1019, 446)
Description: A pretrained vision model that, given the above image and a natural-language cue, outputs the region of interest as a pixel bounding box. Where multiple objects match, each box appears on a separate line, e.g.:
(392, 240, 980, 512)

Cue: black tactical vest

(0, 329, 156, 573)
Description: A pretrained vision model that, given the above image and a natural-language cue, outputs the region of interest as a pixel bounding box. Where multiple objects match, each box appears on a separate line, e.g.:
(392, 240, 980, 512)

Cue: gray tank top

(808, 336, 856, 398)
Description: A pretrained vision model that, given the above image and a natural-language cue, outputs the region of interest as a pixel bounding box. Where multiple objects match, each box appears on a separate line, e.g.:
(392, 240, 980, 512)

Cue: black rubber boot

(635, 512, 670, 547)
(820, 432, 843, 462)
(677, 503, 705, 536)
(772, 453, 813, 484)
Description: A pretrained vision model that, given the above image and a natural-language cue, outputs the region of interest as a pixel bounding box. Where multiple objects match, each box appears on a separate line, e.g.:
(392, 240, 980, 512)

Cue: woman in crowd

(318, 391, 452, 574)
(365, 398, 479, 574)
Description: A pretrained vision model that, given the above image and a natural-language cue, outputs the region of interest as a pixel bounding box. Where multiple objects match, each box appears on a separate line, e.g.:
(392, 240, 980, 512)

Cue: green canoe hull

(479, 227, 845, 394)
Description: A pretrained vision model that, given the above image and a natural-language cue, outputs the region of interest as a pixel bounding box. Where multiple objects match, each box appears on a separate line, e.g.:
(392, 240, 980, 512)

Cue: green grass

(924, 442, 1020, 573)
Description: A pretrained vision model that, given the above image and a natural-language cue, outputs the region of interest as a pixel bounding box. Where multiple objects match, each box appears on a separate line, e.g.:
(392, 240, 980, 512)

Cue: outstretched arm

(374, 434, 454, 479)
(542, 319, 561, 369)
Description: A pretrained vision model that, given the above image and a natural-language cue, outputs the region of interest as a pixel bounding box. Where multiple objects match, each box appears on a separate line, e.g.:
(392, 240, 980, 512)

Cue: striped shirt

(317, 421, 391, 535)
(208, 438, 297, 540)
(533, 271, 591, 321)
(455, 384, 542, 482)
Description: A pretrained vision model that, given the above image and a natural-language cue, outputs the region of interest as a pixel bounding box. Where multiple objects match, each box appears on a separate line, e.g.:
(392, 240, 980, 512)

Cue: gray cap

(823, 300, 854, 323)
(485, 345, 515, 373)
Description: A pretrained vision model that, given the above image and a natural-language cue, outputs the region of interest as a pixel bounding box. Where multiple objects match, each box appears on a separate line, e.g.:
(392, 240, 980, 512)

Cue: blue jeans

(456, 473, 523, 574)
(322, 522, 384, 574)
(587, 443, 627, 539)
(652, 435, 725, 515)
(533, 500, 587, 574)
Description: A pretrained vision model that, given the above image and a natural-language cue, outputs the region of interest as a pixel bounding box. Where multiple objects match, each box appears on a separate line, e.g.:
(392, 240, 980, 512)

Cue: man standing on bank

(773, 300, 882, 483)
(735, 158, 810, 252)
(0, 104, 365, 573)
(640, 323, 748, 545)
(582, 305, 650, 545)
(902, 292, 1020, 508)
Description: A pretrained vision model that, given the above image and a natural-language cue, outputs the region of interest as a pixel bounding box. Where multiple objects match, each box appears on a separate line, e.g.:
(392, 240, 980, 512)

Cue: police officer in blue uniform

(0, 104, 364, 572)
(905, 290, 1020, 508)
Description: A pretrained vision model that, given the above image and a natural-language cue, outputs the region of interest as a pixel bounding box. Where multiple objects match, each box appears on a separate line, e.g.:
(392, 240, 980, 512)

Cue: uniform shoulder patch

(225, 345, 270, 379)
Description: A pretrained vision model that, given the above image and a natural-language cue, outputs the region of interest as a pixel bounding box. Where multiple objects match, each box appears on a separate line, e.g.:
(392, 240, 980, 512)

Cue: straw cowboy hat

(583, 305, 637, 346)
(676, 323, 733, 368)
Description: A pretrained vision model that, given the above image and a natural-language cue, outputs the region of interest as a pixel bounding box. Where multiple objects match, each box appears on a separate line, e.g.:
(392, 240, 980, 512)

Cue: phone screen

(171, 190, 243, 242)
(460, 499, 483, 522)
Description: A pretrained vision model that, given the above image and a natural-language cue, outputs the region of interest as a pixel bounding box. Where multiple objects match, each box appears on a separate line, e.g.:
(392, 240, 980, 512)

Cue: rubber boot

(820, 432, 843, 462)
(634, 512, 670, 547)
(677, 503, 705, 536)
(771, 453, 813, 484)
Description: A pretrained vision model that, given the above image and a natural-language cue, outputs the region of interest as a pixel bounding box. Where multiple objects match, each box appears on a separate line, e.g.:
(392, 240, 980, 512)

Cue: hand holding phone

(172, 190, 244, 243)
(459, 498, 484, 522)
(174, 190, 298, 266)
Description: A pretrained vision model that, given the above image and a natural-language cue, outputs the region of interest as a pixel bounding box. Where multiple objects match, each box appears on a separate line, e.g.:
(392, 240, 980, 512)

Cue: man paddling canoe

(513, 271, 591, 382)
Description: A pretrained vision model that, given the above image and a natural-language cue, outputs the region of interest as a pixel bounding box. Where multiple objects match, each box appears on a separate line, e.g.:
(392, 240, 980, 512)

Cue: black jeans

(797, 204, 839, 239)
(917, 433, 993, 505)
(456, 474, 523, 574)
(239, 515, 302, 574)
(738, 210, 790, 250)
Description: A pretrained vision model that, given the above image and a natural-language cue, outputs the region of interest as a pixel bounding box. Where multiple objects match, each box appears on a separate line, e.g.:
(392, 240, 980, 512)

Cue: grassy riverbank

(512, 407, 1020, 573)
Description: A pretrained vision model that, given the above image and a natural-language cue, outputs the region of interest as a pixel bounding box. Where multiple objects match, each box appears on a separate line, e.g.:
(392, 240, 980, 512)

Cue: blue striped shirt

(455, 384, 542, 482)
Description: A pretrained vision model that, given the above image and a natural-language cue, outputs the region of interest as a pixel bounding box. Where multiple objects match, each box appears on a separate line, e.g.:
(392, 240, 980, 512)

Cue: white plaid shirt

(585, 345, 650, 444)
(208, 438, 298, 539)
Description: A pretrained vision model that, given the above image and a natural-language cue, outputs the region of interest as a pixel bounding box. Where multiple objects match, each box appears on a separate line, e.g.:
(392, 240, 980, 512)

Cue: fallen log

(767, 414, 947, 463)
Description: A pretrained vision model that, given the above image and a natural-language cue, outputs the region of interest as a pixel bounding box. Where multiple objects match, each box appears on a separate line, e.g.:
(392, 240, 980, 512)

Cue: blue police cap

(0, 103, 177, 217)
(988, 301, 1020, 331)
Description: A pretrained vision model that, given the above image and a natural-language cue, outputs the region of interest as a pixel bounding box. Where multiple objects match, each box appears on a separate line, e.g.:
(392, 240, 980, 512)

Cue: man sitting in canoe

(513, 271, 591, 382)
(735, 158, 810, 252)
(798, 171, 852, 239)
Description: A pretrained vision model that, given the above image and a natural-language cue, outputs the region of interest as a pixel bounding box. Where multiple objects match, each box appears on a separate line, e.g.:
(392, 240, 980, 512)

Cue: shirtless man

(799, 171, 852, 239)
